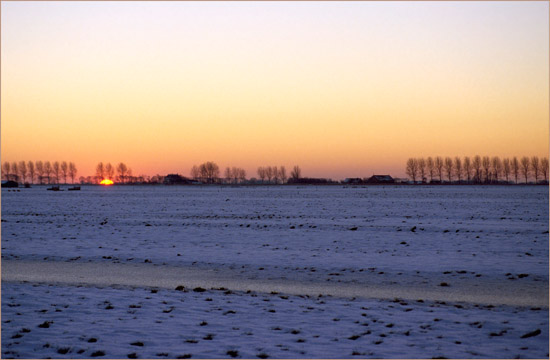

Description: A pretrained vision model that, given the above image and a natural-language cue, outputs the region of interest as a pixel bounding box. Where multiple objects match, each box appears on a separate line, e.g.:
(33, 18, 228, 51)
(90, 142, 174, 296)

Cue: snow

(1, 185, 548, 358)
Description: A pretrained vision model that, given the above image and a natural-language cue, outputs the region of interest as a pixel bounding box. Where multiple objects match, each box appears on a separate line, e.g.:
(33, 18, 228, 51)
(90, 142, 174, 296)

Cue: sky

(1, 1, 548, 179)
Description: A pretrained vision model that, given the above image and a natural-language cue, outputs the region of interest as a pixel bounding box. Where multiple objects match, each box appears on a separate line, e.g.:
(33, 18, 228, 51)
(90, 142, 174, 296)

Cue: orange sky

(1, 2, 548, 179)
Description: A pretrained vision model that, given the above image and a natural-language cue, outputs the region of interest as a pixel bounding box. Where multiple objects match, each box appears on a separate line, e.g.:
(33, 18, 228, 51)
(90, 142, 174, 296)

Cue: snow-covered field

(2, 185, 548, 358)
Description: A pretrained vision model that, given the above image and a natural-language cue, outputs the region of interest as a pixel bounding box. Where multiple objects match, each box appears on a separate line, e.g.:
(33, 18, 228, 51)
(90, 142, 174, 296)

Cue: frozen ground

(1, 185, 549, 358)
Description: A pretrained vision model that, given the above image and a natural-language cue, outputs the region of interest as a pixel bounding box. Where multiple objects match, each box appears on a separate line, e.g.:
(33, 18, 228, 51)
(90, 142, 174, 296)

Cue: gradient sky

(2, 1, 548, 179)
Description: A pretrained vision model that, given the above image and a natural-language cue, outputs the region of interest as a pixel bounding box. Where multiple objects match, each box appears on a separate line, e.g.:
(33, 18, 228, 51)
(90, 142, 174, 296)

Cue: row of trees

(190, 162, 220, 184)
(187, 162, 303, 184)
(95, 162, 132, 184)
(405, 156, 549, 184)
(256, 165, 303, 184)
(224, 167, 247, 184)
(257, 166, 287, 184)
(2, 161, 78, 184)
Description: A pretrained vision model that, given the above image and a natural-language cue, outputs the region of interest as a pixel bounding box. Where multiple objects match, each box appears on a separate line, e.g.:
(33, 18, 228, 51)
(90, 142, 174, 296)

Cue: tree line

(406, 156, 549, 184)
(95, 162, 133, 184)
(186, 162, 303, 184)
(2, 161, 78, 184)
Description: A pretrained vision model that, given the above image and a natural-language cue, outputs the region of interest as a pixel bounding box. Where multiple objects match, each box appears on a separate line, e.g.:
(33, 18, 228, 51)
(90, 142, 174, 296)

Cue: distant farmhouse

(163, 174, 192, 185)
(1, 180, 18, 188)
(342, 178, 363, 184)
(365, 175, 395, 184)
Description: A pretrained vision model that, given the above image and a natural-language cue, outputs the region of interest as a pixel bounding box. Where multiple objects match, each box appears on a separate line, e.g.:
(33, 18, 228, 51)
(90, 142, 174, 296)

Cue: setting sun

(100, 179, 114, 186)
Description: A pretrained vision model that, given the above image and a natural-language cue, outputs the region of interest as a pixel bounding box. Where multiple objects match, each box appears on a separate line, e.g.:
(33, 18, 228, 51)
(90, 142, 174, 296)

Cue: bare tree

(463, 156, 472, 182)
(11, 162, 18, 182)
(290, 165, 302, 180)
(481, 156, 491, 183)
(472, 155, 482, 183)
(520, 156, 530, 184)
(272, 166, 279, 184)
(435, 156, 444, 182)
(127, 168, 133, 184)
(418, 158, 426, 183)
(18, 161, 28, 184)
(69, 162, 77, 184)
(44, 161, 52, 184)
(224, 167, 232, 184)
(36, 161, 44, 184)
(406, 158, 419, 183)
(190, 165, 200, 181)
(453, 157, 462, 182)
(2, 162, 11, 181)
(52, 161, 60, 184)
(279, 166, 287, 184)
(491, 156, 502, 183)
(198, 161, 219, 184)
(265, 166, 273, 183)
(117, 162, 128, 184)
(511, 157, 520, 184)
(96, 162, 105, 183)
(426, 157, 435, 183)
(541, 157, 549, 182)
(238, 168, 246, 183)
(443, 157, 453, 182)
(28, 161, 35, 184)
(60, 161, 68, 184)
(502, 158, 511, 183)
(531, 156, 540, 183)
(105, 163, 115, 180)
(257, 167, 266, 183)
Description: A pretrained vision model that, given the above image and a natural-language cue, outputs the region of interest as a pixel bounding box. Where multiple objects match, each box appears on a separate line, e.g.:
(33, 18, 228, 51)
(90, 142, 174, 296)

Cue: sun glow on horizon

(100, 179, 114, 186)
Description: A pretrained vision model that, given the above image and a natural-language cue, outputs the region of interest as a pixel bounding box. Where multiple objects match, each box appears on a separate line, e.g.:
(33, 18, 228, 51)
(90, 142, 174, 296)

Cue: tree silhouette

(28, 161, 35, 184)
(531, 156, 540, 183)
(265, 166, 273, 183)
(502, 158, 511, 183)
(2, 162, 11, 181)
(238, 168, 246, 183)
(224, 167, 232, 184)
(69, 162, 77, 184)
(190, 165, 200, 181)
(290, 165, 302, 180)
(96, 162, 105, 183)
(11, 162, 18, 182)
(117, 162, 128, 184)
(541, 157, 549, 182)
(272, 166, 279, 184)
(453, 157, 462, 182)
(511, 157, 520, 184)
(36, 161, 44, 184)
(481, 156, 490, 183)
(472, 155, 482, 183)
(257, 167, 266, 183)
(418, 158, 426, 183)
(444, 157, 453, 182)
(463, 156, 472, 182)
(435, 157, 444, 182)
(60, 161, 68, 184)
(279, 166, 287, 184)
(105, 163, 115, 180)
(491, 156, 502, 183)
(44, 161, 53, 184)
(52, 161, 60, 184)
(406, 158, 419, 183)
(426, 157, 435, 182)
(18, 161, 27, 184)
(520, 157, 530, 184)
(198, 161, 219, 184)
